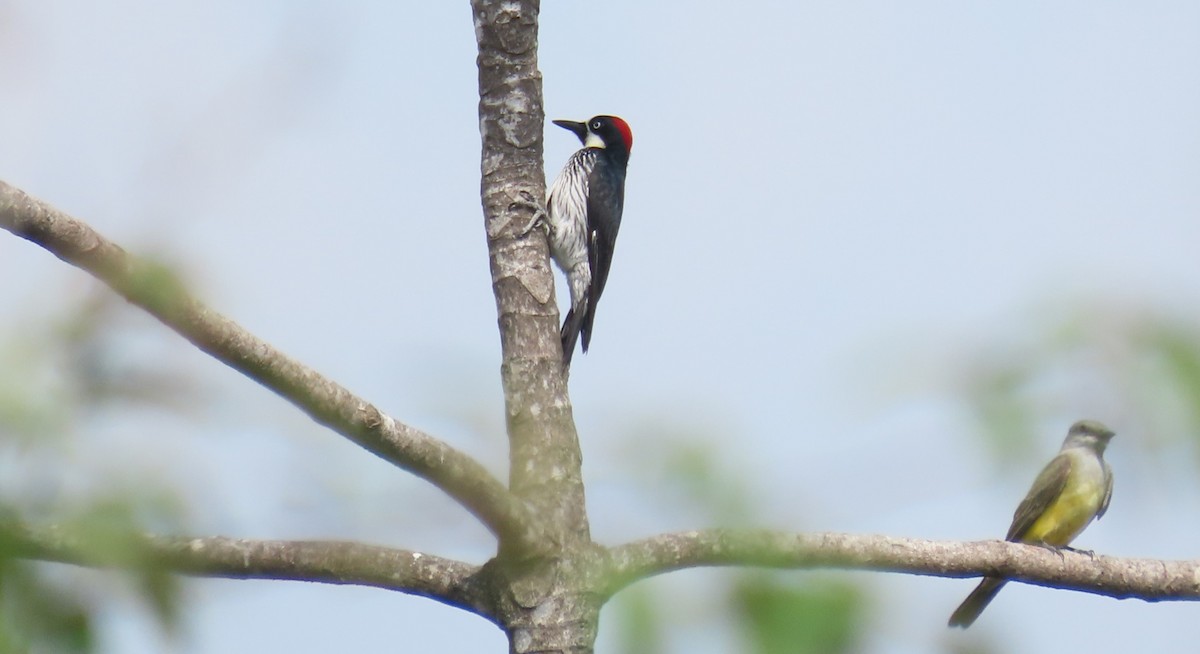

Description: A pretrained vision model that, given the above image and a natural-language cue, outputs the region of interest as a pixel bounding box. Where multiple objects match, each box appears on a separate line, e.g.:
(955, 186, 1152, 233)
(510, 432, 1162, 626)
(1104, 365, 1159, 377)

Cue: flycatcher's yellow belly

(1022, 456, 1107, 546)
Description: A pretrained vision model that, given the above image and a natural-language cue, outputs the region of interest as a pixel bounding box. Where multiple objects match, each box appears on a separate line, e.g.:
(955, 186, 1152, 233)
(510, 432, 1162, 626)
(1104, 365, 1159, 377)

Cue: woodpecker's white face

(584, 130, 606, 149)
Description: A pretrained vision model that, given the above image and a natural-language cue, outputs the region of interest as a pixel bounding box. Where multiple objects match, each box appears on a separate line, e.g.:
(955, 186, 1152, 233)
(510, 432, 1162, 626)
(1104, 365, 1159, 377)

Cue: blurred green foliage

(965, 305, 1200, 464)
(58, 498, 184, 631)
(123, 258, 190, 321)
(0, 295, 189, 652)
(613, 586, 666, 654)
(0, 552, 94, 654)
(0, 502, 185, 654)
(613, 425, 869, 654)
(732, 575, 865, 654)
(1135, 322, 1200, 439)
(661, 441, 753, 525)
(0, 324, 73, 444)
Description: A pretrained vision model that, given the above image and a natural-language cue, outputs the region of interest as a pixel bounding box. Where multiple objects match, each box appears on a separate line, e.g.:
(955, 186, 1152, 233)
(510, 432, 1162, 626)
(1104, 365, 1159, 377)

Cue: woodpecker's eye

(591, 120, 603, 130)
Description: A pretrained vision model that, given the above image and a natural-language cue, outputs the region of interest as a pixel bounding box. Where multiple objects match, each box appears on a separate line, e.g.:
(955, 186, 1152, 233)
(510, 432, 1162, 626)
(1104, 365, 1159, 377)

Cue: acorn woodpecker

(543, 115, 633, 368)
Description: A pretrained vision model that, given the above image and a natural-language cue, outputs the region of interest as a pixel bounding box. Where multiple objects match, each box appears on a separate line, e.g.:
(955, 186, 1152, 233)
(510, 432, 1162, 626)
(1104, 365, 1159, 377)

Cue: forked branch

(0, 180, 538, 550)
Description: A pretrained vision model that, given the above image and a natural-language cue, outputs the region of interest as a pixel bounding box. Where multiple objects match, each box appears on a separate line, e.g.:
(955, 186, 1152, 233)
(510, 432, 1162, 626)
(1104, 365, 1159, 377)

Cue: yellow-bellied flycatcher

(948, 419, 1115, 628)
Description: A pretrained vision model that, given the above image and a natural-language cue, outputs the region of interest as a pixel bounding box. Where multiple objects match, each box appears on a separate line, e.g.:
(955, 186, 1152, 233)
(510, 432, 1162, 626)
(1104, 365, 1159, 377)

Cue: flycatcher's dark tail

(948, 577, 1007, 628)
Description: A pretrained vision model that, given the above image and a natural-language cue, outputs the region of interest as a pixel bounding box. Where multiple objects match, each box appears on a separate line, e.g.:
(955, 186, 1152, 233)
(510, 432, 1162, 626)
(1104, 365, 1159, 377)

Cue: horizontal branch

(604, 529, 1200, 603)
(6, 521, 493, 620)
(0, 180, 536, 548)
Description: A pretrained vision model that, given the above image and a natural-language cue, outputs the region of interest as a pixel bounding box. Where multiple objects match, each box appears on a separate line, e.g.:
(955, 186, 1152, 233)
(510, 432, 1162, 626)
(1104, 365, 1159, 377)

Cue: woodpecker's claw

(506, 190, 549, 237)
(519, 206, 549, 237)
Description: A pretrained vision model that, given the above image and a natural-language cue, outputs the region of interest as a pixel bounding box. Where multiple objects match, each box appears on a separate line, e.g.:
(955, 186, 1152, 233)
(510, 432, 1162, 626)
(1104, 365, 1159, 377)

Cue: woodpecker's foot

(519, 210, 548, 237)
(508, 191, 548, 237)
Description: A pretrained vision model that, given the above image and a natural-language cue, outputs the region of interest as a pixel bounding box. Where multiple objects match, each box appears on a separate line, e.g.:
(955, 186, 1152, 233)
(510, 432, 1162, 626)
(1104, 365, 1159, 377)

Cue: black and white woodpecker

(541, 115, 633, 368)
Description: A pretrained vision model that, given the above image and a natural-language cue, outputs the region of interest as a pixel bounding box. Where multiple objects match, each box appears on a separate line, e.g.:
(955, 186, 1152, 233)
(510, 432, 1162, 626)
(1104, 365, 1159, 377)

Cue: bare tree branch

(4, 520, 494, 619)
(0, 180, 537, 548)
(604, 529, 1200, 602)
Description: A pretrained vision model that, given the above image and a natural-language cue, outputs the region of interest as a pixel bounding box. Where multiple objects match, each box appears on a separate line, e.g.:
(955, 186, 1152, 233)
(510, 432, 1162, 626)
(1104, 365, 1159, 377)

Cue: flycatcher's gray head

(1062, 419, 1115, 453)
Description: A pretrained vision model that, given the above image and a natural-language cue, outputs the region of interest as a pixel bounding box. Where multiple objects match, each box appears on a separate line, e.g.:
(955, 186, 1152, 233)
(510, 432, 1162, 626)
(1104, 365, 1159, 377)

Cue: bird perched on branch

(948, 419, 1115, 628)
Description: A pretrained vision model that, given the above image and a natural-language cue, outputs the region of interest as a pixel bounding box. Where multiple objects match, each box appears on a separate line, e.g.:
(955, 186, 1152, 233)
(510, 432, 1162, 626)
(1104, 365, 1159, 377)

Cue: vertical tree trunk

(472, 0, 599, 651)
(471, 0, 590, 551)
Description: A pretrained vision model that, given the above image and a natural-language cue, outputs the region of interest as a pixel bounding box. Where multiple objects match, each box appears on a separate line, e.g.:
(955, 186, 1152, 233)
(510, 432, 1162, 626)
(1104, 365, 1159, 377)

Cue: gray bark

(471, 0, 601, 650)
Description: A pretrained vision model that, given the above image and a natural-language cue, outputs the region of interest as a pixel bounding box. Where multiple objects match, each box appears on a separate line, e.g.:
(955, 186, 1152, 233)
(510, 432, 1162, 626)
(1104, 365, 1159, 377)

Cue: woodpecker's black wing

(579, 159, 626, 352)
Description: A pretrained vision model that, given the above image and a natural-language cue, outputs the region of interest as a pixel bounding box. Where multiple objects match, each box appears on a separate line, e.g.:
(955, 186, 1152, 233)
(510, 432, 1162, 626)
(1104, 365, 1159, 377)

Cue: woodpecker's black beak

(552, 119, 589, 144)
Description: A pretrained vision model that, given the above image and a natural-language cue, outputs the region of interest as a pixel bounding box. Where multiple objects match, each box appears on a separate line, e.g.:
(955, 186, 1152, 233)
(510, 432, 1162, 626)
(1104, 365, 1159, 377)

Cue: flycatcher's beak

(552, 119, 588, 142)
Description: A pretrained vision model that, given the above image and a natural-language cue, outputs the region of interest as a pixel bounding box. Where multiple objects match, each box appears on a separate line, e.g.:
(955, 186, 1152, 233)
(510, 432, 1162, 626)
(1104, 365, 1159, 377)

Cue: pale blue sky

(2, 2, 1200, 652)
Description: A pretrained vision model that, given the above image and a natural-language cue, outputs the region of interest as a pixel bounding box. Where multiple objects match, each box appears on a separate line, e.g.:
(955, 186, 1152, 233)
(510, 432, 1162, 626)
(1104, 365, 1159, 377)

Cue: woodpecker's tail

(579, 300, 598, 354)
(560, 307, 586, 368)
(948, 577, 1007, 628)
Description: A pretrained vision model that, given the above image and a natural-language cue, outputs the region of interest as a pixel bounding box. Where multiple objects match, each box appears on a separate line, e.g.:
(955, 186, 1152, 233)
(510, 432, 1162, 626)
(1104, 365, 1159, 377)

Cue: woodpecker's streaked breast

(546, 148, 598, 304)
